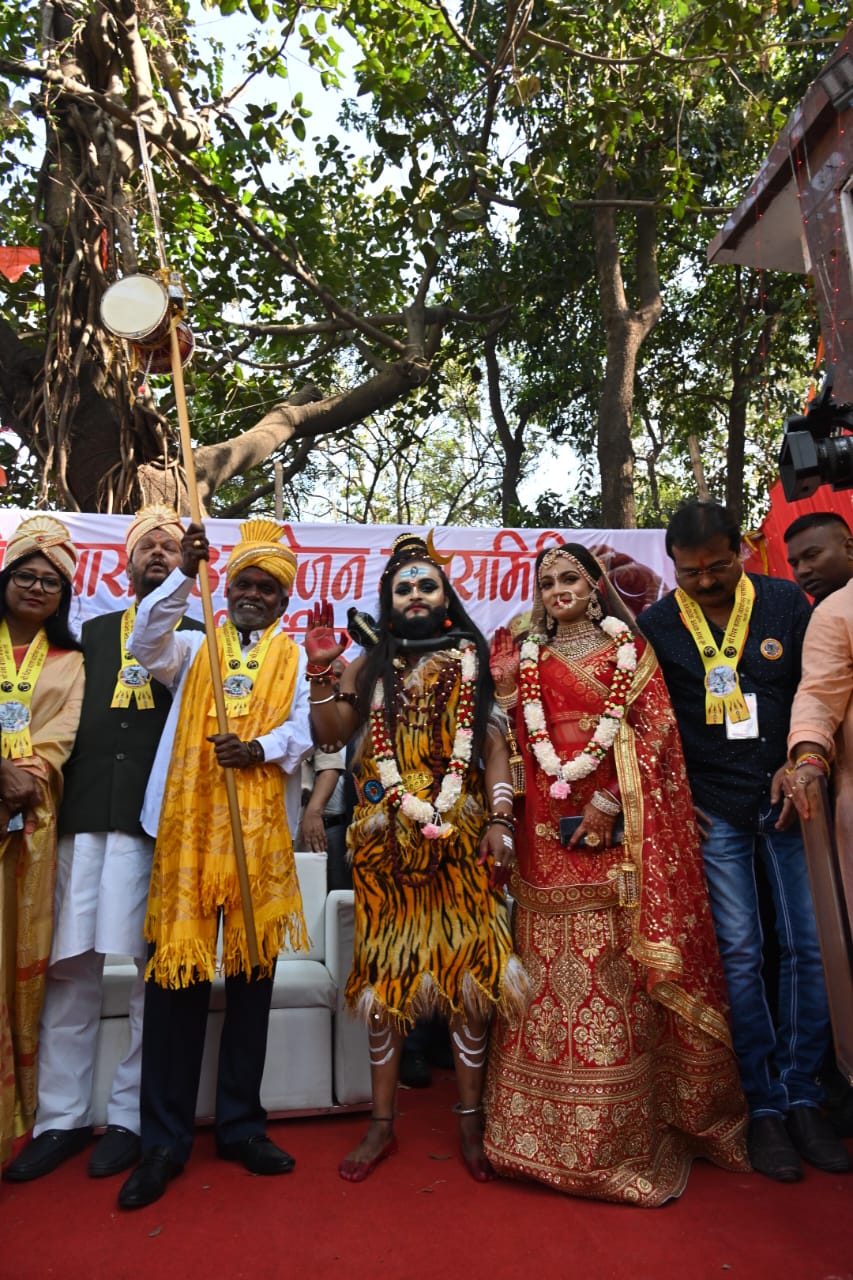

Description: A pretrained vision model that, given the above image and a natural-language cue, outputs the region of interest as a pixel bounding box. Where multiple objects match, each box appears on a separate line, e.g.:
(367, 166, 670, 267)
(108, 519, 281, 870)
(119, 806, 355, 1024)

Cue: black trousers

(139, 962, 275, 1165)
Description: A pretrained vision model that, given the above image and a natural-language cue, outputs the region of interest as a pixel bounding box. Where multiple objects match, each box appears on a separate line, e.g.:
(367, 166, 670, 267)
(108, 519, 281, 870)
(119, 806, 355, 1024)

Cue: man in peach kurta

(788, 577, 853, 931)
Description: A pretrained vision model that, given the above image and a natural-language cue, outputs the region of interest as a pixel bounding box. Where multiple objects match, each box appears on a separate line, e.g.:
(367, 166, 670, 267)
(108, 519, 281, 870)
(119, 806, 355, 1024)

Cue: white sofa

(91, 851, 372, 1124)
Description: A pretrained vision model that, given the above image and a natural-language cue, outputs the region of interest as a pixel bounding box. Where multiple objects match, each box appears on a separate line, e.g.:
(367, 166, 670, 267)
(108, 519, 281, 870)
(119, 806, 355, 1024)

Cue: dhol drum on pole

(100, 273, 194, 373)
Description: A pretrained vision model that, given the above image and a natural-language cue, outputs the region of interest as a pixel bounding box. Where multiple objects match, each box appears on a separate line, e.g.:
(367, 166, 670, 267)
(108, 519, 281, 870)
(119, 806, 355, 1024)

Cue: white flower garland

(520, 615, 637, 799)
(372, 641, 477, 836)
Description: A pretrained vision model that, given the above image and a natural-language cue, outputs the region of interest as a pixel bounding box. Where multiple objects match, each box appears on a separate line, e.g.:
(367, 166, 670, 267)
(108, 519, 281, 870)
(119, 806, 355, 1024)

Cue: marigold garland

(370, 641, 477, 837)
(520, 616, 637, 799)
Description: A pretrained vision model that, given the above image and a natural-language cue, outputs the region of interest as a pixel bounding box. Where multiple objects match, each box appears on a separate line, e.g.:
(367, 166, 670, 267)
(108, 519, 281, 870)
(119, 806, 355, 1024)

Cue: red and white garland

(370, 641, 477, 837)
(520, 617, 636, 799)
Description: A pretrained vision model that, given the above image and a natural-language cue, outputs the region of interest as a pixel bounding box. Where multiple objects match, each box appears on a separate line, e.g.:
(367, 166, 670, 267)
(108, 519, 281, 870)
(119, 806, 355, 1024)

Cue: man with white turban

(117, 518, 311, 1210)
(6, 504, 198, 1184)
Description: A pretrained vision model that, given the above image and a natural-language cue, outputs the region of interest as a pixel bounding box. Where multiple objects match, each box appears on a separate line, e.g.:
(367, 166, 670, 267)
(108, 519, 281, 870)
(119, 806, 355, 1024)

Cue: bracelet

(591, 789, 622, 816)
(334, 690, 358, 707)
(488, 813, 516, 832)
(309, 692, 336, 706)
(793, 753, 830, 777)
(305, 663, 333, 682)
(494, 688, 518, 711)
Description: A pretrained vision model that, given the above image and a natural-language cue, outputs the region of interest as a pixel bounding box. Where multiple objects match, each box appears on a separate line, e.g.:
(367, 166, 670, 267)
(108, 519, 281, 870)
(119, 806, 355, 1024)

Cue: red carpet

(3, 1073, 852, 1280)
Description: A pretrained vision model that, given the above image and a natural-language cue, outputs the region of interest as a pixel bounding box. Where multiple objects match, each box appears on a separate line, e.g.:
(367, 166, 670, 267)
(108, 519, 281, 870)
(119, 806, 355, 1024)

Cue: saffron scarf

(145, 628, 307, 987)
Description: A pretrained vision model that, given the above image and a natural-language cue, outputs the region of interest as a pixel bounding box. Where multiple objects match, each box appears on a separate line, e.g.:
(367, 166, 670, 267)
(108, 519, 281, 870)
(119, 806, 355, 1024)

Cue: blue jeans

(700, 802, 830, 1117)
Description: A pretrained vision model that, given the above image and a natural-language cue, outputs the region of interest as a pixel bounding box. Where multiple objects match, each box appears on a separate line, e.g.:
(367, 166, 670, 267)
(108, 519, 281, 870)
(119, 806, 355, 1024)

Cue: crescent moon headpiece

(380, 530, 453, 585)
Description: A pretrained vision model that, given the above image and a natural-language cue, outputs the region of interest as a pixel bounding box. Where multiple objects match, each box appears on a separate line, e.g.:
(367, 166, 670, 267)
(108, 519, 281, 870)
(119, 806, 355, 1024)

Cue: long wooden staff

(136, 120, 260, 968)
(800, 773, 853, 1083)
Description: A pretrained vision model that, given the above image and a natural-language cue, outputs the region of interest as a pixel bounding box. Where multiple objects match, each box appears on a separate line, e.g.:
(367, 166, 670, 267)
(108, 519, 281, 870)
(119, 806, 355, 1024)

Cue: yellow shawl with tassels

(144, 629, 307, 988)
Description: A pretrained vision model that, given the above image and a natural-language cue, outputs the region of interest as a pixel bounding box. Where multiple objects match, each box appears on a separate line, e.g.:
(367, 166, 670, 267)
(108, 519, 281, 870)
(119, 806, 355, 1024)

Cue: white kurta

(50, 831, 154, 964)
(130, 567, 311, 840)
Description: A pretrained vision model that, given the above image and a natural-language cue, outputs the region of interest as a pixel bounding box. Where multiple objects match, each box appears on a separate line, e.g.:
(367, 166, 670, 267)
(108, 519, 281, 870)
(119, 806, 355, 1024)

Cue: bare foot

(458, 1111, 495, 1183)
(338, 1119, 398, 1183)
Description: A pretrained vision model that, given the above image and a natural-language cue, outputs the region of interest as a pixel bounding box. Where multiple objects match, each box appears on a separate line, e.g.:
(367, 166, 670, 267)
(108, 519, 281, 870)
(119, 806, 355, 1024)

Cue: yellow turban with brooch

(3, 514, 78, 582)
(226, 518, 297, 590)
(126, 502, 185, 561)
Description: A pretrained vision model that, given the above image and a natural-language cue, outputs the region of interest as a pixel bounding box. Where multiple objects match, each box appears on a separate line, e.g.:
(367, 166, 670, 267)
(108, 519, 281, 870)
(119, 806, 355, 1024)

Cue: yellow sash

(217, 619, 279, 718)
(676, 574, 755, 725)
(110, 605, 155, 710)
(145, 628, 307, 987)
(0, 622, 49, 758)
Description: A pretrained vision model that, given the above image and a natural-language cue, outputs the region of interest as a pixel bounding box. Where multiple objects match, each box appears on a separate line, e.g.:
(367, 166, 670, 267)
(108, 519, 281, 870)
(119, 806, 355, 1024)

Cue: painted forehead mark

(396, 564, 438, 580)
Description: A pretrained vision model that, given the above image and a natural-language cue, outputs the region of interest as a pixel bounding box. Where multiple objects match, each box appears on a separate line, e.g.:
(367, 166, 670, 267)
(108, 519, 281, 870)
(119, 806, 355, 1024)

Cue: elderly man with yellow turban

(117, 518, 311, 1210)
(6, 504, 199, 1186)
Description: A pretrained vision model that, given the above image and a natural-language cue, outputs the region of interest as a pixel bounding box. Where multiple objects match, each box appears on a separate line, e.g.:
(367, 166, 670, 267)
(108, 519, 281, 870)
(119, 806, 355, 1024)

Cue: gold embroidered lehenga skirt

(483, 638, 748, 1205)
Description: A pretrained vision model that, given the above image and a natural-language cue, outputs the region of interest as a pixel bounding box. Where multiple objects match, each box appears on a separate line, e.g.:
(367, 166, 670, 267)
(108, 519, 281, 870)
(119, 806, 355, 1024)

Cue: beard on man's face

(388, 602, 449, 640)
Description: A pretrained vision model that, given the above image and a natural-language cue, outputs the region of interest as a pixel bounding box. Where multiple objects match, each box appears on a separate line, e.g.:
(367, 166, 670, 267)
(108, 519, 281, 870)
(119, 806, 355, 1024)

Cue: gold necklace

(549, 619, 603, 659)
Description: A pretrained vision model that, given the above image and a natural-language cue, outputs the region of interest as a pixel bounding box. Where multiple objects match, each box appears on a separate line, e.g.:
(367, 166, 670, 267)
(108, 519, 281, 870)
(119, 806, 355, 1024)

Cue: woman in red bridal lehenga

(483, 543, 748, 1206)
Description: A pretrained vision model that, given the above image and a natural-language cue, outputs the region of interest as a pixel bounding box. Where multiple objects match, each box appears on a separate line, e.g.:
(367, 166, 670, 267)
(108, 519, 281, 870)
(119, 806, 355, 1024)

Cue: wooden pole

(167, 321, 260, 969)
(274, 460, 283, 522)
(134, 117, 258, 967)
(801, 775, 853, 1083)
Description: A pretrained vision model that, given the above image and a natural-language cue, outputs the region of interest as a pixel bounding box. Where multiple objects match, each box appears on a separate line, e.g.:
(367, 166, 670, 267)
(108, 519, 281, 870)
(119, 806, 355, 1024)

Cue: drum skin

(100, 274, 194, 373)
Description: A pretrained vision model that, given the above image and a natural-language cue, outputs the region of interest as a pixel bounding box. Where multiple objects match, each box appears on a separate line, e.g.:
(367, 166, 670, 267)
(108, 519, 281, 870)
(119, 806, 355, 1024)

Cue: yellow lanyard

(217, 619, 279, 718)
(676, 574, 755, 725)
(0, 621, 49, 758)
(111, 605, 155, 710)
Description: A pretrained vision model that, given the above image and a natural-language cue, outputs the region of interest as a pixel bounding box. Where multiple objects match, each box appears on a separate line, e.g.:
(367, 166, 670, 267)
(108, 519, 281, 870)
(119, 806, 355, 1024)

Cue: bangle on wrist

(591, 789, 621, 816)
(793, 752, 830, 777)
(309, 692, 336, 706)
(488, 813, 516, 833)
(495, 687, 518, 711)
(305, 663, 333, 682)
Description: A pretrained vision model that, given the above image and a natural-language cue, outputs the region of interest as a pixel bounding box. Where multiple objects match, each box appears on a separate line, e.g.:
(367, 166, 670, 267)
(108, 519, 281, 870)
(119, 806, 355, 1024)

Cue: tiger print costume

(345, 648, 527, 1029)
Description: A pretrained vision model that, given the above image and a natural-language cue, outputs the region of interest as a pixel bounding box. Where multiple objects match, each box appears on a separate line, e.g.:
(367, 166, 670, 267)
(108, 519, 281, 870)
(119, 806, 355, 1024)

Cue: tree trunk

(593, 199, 662, 528)
(726, 277, 781, 524)
(483, 329, 525, 523)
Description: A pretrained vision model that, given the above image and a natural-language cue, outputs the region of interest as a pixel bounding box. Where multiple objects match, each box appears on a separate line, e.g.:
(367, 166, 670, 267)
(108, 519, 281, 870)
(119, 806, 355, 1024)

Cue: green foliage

(0, 0, 848, 522)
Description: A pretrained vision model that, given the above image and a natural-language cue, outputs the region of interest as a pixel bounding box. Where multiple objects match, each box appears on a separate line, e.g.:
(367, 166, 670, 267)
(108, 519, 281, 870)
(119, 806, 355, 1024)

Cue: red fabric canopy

(743, 478, 853, 580)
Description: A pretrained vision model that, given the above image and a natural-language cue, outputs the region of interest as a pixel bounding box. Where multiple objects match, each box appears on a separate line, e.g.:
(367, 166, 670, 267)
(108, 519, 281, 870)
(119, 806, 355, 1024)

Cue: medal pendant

(0, 700, 30, 732)
(119, 663, 149, 689)
(223, 673, 254, 698)
(705, 664, 738, 696)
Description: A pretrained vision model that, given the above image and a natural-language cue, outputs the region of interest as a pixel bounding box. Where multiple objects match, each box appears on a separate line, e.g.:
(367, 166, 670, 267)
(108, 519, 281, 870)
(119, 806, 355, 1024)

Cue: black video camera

(778, 372, 853, 500)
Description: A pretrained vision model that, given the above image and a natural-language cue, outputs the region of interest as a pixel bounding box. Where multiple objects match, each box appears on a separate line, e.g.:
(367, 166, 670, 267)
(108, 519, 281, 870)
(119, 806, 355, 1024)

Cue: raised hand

(489, 626, 519, 693)
(181, 521, 209, 578)
(305, 600, 348, 667)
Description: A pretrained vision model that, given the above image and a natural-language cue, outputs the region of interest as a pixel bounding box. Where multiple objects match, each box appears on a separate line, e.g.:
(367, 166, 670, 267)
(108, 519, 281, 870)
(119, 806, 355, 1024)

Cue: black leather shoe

(787, 1107, 852, 1173)
(4, 1127, 93, 1182)
(118, 1148, 183, 1209)
(747, 1116, 802, 1182)
(88, 1126, 141, 1178)
(216, 1134, 295, 1175)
